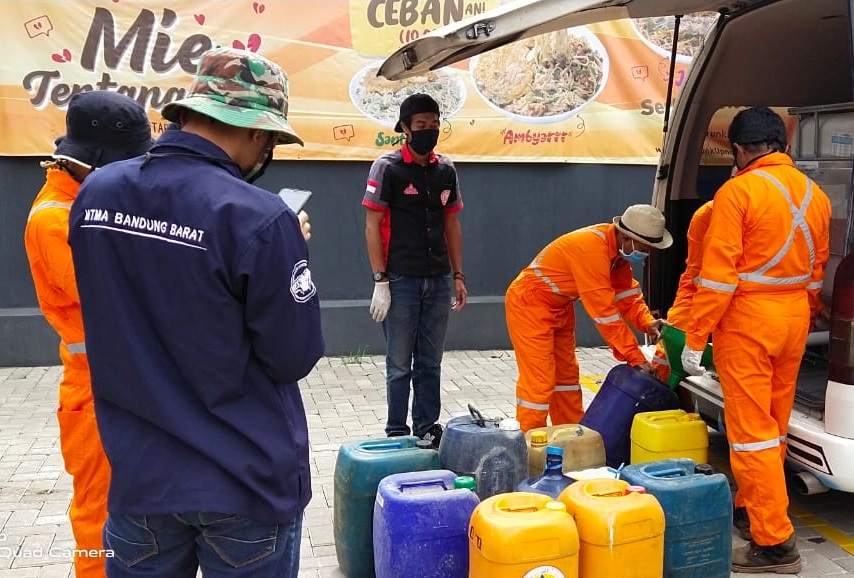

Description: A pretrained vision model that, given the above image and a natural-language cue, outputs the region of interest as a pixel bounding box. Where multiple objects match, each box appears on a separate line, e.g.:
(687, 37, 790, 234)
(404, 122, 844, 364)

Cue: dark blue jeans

(103, 510, 303, 578)
(383, 273, 452, 437)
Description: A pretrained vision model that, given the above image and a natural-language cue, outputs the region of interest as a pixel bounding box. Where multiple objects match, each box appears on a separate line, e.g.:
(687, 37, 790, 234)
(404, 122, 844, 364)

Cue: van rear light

(829, 251, 854, 385)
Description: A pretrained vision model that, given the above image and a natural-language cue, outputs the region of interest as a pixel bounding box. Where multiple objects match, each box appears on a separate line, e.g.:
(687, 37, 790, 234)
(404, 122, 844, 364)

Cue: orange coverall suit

(506, 223, 656, 432)
(686, 153, 830, 546)
(653, 201, 714, 381)
(24, 168, 110, 578)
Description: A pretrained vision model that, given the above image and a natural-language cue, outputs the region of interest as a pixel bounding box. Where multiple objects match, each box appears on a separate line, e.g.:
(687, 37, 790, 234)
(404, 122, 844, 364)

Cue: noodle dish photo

(470, 26, 609, 125)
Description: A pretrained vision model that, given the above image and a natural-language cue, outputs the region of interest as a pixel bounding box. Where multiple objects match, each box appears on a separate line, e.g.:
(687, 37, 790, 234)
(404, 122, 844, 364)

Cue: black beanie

(728, 106, 787, 149)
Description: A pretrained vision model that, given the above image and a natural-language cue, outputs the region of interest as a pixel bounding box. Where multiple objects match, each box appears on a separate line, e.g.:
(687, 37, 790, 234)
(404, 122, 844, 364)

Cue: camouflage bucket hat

(161, 47, 303, 146)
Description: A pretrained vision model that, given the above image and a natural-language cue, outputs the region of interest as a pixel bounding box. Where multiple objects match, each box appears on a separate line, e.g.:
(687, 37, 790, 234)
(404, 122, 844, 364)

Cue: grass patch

(341, 346, 369, 365)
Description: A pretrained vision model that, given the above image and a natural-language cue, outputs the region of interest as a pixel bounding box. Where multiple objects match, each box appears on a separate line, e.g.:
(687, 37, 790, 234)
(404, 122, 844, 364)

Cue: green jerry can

(333, 436, 440, 578)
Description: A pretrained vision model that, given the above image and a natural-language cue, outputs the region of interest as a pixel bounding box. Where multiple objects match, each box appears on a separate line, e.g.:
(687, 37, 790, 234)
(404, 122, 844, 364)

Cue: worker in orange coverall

(24, 91, 152, 578)
(506, 204, 672, 432)
(651, 200, 714, 383)
(681, 107, 830, 574)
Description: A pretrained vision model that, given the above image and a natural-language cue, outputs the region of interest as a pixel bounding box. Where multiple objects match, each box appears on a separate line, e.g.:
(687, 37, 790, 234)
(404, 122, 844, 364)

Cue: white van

(379, 0, 854, 494)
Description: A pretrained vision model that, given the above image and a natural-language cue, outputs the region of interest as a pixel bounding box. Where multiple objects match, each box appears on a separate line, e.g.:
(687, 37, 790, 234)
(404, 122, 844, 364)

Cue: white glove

(681, 346, 706, 376)
(370, 281, 391, 323)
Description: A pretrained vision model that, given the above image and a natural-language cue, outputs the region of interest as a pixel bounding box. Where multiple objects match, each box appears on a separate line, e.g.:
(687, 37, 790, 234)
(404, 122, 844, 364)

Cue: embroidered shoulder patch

(291, 260, 317, 303)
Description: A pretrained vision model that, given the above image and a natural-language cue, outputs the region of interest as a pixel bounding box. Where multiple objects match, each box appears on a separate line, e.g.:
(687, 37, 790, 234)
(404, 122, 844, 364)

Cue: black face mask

(408, 128, 439, 155)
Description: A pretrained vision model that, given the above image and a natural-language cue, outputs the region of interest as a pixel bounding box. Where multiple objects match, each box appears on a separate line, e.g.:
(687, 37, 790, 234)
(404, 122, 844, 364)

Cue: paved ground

(1, 347, 854, 577)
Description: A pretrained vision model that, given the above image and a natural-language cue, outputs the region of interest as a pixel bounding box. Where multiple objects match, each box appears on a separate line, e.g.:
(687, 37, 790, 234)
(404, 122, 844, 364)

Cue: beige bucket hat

(613, 204, 673, 249)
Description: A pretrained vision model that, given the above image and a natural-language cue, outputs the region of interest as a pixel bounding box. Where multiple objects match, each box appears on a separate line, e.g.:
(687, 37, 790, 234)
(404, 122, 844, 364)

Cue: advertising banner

(0, 1, 744, 163)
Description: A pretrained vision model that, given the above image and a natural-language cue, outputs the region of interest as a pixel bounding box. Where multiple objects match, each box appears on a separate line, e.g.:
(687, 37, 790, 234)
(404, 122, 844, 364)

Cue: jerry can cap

(545, 501, 567, 512)
(416, 440, 434, 450)
(626, 485, 646, 494)
(531, 430, 548, 444)
(546, 445, 564, 456)
(453, 476, 476, 491)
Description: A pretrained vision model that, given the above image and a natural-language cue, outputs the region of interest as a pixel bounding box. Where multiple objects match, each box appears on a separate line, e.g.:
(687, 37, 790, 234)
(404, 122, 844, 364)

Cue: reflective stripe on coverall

(506, 223, 655, 432)
(652, 201, 714, 382)
(24, 168, 110, 578)
(686, 153, 831, 546)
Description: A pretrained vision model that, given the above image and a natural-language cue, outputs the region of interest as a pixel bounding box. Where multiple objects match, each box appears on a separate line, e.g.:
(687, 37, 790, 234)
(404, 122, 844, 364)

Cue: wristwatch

(372, 271, 388, 282)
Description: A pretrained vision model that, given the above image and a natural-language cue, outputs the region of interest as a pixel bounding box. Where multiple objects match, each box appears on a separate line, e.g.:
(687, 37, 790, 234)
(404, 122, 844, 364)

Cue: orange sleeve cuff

(686, 333, 709, 351)
(627, 350, 648, 366)
(642, 313, 655, 332)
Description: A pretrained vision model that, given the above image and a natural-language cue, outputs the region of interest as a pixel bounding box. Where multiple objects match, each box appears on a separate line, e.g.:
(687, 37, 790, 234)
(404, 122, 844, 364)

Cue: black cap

(394, 93, 440, 133)
(728, 106, 787, 150)
(53, 91, 153, 168)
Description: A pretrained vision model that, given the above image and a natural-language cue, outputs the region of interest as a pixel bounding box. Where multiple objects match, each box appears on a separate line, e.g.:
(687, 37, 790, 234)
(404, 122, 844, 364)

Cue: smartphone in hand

(278, 188, 313, 213)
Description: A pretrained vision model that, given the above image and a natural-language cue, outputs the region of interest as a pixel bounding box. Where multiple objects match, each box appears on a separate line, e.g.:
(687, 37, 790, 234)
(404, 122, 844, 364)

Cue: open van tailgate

(378, 0, 770, 80)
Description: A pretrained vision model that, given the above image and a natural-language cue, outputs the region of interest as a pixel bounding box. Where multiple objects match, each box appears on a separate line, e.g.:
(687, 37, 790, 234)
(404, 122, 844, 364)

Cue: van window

(789, 104, 854, 303)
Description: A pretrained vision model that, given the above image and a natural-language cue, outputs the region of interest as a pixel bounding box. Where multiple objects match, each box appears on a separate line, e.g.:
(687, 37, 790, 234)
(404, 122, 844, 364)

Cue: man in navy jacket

(68, 47, 323, 578)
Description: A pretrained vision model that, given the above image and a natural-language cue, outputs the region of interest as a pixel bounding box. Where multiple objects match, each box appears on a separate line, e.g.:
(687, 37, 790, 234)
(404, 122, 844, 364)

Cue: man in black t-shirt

(362, 93, 467, 448)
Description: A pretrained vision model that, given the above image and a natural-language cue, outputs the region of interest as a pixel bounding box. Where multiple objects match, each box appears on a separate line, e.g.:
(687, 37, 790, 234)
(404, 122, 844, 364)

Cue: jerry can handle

(362, 441, 404, 451)
(591, 489, 628, 498)
(500, 504, 540, 513)
(398, 480, 447, 493)
(650, 467, 687, 478)
(468, 403, 487, 427)
(646, 412, 677, 422)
